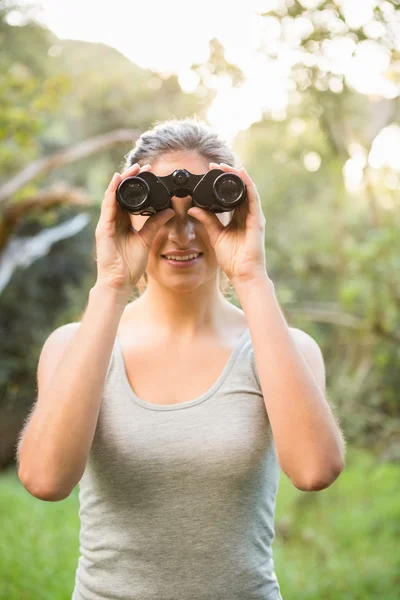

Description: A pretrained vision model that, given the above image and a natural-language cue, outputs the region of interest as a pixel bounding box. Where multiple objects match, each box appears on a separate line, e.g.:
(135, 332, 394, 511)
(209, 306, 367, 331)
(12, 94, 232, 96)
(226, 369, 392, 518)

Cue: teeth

(164, 253, 200, 261)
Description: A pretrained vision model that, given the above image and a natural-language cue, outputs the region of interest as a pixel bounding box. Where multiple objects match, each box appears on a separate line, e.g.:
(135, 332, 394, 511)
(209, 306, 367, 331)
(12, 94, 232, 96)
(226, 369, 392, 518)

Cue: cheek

(148, 229, 164, 258)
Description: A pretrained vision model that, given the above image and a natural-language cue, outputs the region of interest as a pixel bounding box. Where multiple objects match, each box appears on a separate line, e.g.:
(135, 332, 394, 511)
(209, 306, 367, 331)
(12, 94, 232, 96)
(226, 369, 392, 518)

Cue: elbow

(292, 460, 345, 492)
(18, 470, 72, 502)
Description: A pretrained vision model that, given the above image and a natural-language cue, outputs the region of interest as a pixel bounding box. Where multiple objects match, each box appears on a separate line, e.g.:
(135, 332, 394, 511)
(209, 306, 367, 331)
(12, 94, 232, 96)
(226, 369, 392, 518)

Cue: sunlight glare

(337, 0, 376, 29)
(16, 0, 400, 148)
(369, 125, 400, 171)
(303, 151, 321, 172)
(345, 41, 399, 98)
(344, 144, 367, 193)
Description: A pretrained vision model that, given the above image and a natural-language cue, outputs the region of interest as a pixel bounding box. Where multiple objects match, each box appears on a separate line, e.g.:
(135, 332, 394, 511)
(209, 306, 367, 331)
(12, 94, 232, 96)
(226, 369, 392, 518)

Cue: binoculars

(116, 168, 246, 216)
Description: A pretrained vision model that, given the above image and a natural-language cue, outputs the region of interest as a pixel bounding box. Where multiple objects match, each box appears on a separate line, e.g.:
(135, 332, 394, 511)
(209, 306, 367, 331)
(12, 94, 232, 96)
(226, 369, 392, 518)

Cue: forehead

(151, 151, 210, 176)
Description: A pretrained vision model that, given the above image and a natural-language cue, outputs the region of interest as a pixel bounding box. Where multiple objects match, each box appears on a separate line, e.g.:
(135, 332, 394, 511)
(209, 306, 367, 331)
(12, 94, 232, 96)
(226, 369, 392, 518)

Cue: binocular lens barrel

(214, 177, 243, 205)
(119, 179, 149, 210)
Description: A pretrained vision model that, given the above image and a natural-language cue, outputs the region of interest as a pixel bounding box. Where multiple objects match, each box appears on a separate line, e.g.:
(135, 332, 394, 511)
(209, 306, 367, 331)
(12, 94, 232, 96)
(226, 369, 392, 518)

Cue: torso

(117, 304, 248, 406)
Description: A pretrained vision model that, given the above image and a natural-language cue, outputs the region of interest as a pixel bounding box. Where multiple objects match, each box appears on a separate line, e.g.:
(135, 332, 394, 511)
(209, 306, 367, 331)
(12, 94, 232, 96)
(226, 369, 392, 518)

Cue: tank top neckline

(113, 327, 250, 411)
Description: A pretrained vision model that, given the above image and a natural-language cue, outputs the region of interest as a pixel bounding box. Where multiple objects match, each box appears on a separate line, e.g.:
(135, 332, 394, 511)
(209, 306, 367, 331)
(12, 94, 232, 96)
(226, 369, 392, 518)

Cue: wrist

(90, 281, 132, 307)
(232, 272, 274, 295)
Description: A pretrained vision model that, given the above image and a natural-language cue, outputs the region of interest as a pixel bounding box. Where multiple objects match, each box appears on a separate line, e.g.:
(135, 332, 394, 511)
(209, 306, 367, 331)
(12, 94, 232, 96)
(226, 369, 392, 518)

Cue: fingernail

(123, 164, 136, 173)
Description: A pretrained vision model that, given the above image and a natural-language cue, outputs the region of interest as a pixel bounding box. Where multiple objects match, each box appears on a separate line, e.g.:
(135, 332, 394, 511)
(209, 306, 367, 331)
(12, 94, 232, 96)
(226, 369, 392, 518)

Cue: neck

(130, 274, 231, 340)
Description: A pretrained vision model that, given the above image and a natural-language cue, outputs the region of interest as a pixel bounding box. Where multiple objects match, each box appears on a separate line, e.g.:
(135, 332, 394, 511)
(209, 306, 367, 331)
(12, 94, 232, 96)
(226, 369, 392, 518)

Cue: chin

(165, 281, 205, 293)
(156, 274, 208, 292)
(147, 265, 219, 292)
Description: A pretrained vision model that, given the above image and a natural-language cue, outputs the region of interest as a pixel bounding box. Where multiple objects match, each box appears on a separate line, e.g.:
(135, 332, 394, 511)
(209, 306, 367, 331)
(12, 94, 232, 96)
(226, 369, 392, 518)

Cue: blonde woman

(17, 118, 345, 600)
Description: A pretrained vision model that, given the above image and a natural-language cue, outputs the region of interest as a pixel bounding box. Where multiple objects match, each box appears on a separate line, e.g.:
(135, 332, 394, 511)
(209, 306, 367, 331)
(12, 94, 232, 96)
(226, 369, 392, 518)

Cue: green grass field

(1, 445, 399, 600)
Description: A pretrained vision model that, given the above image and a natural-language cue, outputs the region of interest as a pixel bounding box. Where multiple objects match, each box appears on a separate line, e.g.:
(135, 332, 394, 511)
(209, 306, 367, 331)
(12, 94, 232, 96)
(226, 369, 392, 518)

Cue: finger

(120, 162, 151, 181)
(121, 161, 142, 174)
(138, 208, 175, 248)
(112, 162, 152, 225)
(101, 162, 141, 226)
(107, 171, 122, 193)
(211, 163, 247, 225)
(187, 207, 224, 247)
(100, 172, 123, 226)
(113, 164, 153, 229)
(99, 165, 153, 236)
(219, 163, 262, 222)
(116, 163, 152, 223)
(209, 162, 247, 226)
(237, 166, 264, 221)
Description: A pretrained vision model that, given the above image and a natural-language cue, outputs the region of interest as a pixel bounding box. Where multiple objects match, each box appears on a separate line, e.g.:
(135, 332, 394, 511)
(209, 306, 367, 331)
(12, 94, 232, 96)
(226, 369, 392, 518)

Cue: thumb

(188, 207, 224, 247)
(138, 208, 175, 247)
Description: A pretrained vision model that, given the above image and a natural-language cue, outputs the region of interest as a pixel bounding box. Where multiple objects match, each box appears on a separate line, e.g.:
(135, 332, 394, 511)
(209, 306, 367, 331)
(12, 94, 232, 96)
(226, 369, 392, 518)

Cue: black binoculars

(116, 168, 246, 215)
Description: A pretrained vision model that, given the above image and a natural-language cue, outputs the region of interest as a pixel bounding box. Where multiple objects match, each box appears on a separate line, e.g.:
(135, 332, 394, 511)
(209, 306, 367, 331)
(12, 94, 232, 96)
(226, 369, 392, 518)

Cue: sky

(9, 0, 400, 187)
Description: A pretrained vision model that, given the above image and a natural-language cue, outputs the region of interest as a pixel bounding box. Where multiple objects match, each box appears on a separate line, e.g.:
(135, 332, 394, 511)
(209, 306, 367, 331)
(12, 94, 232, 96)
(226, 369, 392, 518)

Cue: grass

(1, 444, 399, 599)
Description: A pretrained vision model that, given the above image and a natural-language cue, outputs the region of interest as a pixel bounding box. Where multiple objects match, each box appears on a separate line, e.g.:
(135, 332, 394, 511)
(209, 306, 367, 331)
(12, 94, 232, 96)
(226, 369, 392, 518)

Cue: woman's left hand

(187, 162, 268, 285)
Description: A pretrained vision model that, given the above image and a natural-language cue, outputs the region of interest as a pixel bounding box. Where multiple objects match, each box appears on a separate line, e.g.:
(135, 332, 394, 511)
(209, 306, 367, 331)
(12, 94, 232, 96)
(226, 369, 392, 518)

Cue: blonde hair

(122, 116, 240, 300)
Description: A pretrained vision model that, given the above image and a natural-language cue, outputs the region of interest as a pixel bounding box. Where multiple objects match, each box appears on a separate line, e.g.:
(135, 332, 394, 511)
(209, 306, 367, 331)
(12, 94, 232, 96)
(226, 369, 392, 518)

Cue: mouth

(161, 253, 203, 267)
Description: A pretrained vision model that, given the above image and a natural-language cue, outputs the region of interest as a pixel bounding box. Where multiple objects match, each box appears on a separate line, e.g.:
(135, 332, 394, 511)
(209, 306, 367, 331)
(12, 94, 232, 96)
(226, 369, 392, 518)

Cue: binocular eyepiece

(116, 168, 246, 215)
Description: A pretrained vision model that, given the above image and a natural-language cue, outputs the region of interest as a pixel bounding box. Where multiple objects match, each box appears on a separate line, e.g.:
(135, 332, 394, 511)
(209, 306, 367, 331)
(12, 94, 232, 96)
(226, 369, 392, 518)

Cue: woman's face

(130, 150, 234, 292)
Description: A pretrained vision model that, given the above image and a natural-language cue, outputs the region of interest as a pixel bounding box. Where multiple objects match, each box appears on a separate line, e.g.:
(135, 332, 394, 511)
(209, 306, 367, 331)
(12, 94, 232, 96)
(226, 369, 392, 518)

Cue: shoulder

(38, 322, 81, 372)
(43, 322, 81, 346)
(36, 321, 82, 396)
(289, 327, 326, 393)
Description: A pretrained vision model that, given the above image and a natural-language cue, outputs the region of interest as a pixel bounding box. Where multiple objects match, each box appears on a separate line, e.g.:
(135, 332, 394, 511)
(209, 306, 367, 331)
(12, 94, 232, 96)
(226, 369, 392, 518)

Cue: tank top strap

(104, 337, 119, 383)
(238, 328, 261, 391)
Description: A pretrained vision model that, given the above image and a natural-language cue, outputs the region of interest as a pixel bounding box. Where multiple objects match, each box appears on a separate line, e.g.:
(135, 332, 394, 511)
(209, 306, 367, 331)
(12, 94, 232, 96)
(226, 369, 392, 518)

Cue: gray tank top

(71, 326, 283, 600)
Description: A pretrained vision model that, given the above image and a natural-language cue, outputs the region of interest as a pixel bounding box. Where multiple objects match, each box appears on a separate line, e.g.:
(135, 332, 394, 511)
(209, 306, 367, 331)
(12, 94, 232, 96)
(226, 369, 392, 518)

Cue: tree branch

(0, 184, 92, 249)
(284, 303, 400, 343)
(0, 128, 140, 205)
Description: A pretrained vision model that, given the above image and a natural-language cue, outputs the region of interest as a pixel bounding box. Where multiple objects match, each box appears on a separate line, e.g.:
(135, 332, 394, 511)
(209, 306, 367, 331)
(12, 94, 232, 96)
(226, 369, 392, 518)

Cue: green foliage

(0, 66, 71, 167)
(0, 4, 69, 175)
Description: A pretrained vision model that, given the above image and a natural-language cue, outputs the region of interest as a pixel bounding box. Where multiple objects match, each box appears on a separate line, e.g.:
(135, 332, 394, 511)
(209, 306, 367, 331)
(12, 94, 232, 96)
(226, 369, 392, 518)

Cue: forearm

(234, 274, 344, 490)
(18, 283, 128, 500)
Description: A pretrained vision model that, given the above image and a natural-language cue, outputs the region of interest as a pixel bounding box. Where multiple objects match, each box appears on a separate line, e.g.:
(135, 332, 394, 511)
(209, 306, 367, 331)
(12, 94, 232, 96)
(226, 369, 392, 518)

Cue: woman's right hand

(94, 163, 175, 295)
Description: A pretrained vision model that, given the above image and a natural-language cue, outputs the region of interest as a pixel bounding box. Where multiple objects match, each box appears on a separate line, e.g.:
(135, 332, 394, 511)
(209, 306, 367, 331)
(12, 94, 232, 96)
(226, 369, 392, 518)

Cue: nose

(166, 195, 196, 245)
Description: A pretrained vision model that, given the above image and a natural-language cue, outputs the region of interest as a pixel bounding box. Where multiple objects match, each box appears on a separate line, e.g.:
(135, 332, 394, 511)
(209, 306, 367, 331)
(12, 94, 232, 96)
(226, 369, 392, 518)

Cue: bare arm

(17, 283, 129, 501)
(234, 275, 346, 492)
(17, 161, 175, 502)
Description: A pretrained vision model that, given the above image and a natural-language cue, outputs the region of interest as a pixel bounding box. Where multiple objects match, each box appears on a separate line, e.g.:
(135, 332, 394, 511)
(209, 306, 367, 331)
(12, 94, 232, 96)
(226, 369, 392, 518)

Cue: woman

(17, 118, 345, 600)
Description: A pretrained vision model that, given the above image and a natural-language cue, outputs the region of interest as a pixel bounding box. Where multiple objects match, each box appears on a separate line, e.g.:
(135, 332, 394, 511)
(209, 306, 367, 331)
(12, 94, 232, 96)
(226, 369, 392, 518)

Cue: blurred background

(0, 0, 399, 598)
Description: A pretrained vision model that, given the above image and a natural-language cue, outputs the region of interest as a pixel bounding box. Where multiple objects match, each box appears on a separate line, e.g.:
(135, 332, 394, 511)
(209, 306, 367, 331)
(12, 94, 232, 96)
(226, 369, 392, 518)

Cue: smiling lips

(161, 253, 203, 267)
(162, 252, 202, 261)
